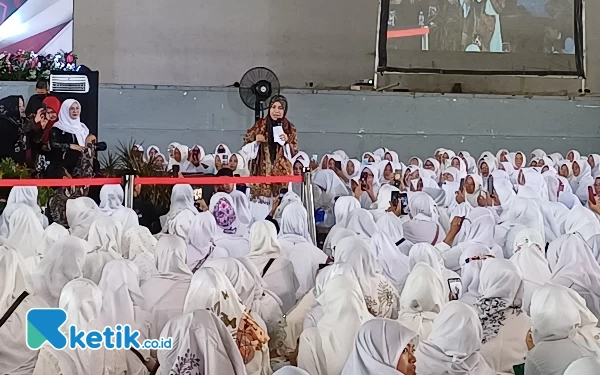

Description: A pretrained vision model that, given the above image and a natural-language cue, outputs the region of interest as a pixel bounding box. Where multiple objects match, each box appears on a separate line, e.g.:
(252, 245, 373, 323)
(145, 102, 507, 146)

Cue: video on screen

(386, 0, 575, 55)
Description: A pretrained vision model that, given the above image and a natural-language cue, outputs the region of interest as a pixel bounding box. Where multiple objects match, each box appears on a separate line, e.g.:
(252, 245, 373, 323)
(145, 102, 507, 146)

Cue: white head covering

(313, 169, 350, 198)
(98, 259, 146, 327)
(33, 223, 69, 262)
(459, 244, 495, 305)
(160, 184, 197, 230)
(563, 205, 600, 241)
(399, 263, 445, 340)
(167, 209, 195, 242)
(5, 205, 44, 258)
(146, 145, 160, 159)
(335, 236, 398, 318)
(66, 197, 101, 240)
(98, 184, 124, 215)
(157, 310, 247, 375)
(343, 159, 362, 180)
(499, 196, 545, 241)
(341, 319, 417, 375)
(56, 278, 104, 374)
(476, 259, 523, 343)
(460, 207, 498, 250)
(280, 202, 312, 243)
(509, 228, 551, 312)
(87, 216, 123, 259)
(1, 187, 47, 234)
(547, 233, 600, 318)
(587, 234, 600, 265)
(154, 235, 193, 280)
(530, 283, 581, 344)
(333, 196, 361, 227)
(299, 273, 372, 375)
(345, 208, 377, 240)
(202, 257, 258, 311)
(376, 213, 405, 244)
(519, 168, 549, 201)
(0, 247, 32, 311)
(53, 99, 90, 146)
(121, 226, 157, 282)
(231, 152, 250, 176)
(565, 357, 600, 375)
(247, 220, 282, 268)
(229, 190, 252, 232)
(371, 231, 409, 287)
(187, 212, 227, 268)
(32, 236, 89, 307)
(416, 301, 494, 375)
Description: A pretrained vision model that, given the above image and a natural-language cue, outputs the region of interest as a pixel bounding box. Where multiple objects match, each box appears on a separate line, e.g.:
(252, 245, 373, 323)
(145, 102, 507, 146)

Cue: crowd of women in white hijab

(3, 146, 600, 374)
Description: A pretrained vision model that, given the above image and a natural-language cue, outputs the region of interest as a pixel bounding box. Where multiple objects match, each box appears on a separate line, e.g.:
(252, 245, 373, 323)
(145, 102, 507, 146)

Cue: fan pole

(254, 100, 262, 122)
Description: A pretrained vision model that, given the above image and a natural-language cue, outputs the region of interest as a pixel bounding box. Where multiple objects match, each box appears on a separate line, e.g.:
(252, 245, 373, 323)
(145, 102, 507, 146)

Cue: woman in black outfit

(48, 99, 94, 174)
(0, 95, 42, 165)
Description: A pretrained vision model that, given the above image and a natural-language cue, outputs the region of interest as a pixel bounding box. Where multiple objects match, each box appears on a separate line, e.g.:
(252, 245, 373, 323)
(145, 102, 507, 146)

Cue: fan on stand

(238, 67, 280, 122)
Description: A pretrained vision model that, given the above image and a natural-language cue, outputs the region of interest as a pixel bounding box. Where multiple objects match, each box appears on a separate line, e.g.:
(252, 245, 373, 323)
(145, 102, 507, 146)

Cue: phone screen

(172, 164, 180, 176)
(589, 186, 596, 205)
(193, 188, 203, 201)
(448, 278, 462, 300)
(399, 193, 409, 215)
(487, 175, 495, 195)
(391, 191, 400, 207)
(311, 154, 318, 162)
(360, 172, 369, 191)
(334, 160, 342, 170)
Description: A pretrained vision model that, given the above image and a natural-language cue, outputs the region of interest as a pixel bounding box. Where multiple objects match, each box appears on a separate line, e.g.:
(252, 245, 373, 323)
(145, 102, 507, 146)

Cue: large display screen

(0, 0, 73, 54)
(378, 0, 583, 75)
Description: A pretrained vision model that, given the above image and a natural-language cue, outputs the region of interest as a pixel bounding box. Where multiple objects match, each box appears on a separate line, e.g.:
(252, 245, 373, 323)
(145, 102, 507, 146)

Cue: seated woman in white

(140, 235, 192, 340)
(415, 301, 495, 375)
(278, 202, 328, 299)
(398, 262, 445, 341)
(476, 259, 531, 374)
(525, 284, 594, 375)
(209, 192, 250, 258)
(246, 220, 299, 313)
(0, 248, 49, 374)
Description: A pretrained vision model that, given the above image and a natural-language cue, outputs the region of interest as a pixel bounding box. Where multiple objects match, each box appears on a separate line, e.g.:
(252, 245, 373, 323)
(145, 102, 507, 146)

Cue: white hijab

(230, 190, 253, 233)
(0, 187, 47, 234)
(0, 247, 31, 312)
(509, 228, 551, 312)
(98, 259, 146, 327)
(160, 184, 197, 230)
(403, 192, 442, 245)
(5, 205, 44, 258)
(345, 208, 377, 240)
(370, 231, 409, 288)
(157, 310, 247, 375)
(66, 197, 101, 240)
(341, 319, 418, 375)
(202, 257, 259, 313)
(32, 236, 89, 307)
(399, 262, 446, 341)
(298, 273, 372, 375)
(247, 220, 282, 269)
(187, 212, 228, 268)
(416, 301, 495, 375)
(499, 196, 546, 242)
(53, 99, 90, 146)
(98, 184, 124, 215)
(333, 196, 361, 228)
(335, 236, 398, 318)
(25, 223, 69, 274)
(459, 244, 495, 305)
(84, 216, 124, 283)
(547, 233, 600, 320)
(279, 202, 312, 244)
(565, 357, 600, 375)
(563, 205, 600, 241)
(122, 226, 157, 282)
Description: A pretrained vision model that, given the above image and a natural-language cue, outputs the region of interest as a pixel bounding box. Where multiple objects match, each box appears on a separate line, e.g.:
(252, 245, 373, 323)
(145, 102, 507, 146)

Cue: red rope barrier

(136, 175, 303, 185)
(0, 178, 122, 187)
(0, 175, 303, 187)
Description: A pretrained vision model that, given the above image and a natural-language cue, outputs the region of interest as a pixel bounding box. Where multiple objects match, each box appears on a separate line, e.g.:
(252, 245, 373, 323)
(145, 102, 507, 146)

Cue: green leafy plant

(38, 187, 54, 207)
(0, 158, 32, 179)
(101, 140, 172, 212)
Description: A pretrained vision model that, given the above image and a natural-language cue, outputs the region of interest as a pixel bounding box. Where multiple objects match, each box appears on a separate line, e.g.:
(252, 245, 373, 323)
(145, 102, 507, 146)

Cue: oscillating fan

(238, 67, 280, 121)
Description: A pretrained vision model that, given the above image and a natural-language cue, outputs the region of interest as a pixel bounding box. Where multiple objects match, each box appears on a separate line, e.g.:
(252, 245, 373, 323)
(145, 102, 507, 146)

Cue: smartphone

(360, 172, 369, 191)
(172, 164, 180, 177)
(391, 191, 400, 207)
(311, 154, 318, 162)
(193, 188, 203, 201)
(236, 184, 247, 193)
(459, 178, 465, 191)
(334, 160, 342, 170)
(487, 175, 495, 195)
(448, 278, 462, 300)
(220, 154, 229, 163)
(279, 188, 288, 198)
(589, 186, 596, 205)
(399, 192, 409, 215)
(41, 103, 47, 115)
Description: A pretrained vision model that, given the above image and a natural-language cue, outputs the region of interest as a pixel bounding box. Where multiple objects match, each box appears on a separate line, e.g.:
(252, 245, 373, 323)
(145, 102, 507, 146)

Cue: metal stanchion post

(124, 174, 135, 209)
(302, 168, 317, 245)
